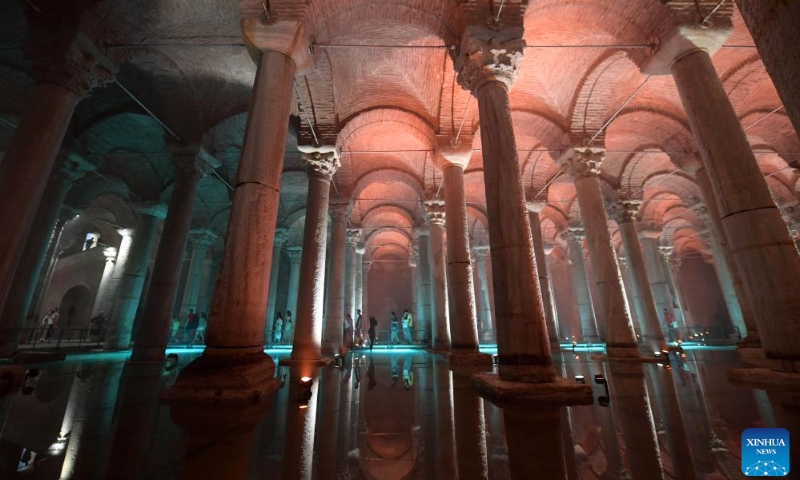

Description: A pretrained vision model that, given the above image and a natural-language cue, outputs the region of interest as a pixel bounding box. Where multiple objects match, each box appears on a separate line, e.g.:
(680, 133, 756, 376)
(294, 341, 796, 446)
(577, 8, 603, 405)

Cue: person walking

(273, 312, 284, 343)
(389, 312, 400, 346)
(355, 309, 364, 347)
(284, 310, 294, 343)
(39, 309, 55, 342)
(663, 307, 678, 342)
(190, 312, 208, 346)
(402, 309, 414, 344)
(368, 316, 378, 351)
(183, 308, 198, 346)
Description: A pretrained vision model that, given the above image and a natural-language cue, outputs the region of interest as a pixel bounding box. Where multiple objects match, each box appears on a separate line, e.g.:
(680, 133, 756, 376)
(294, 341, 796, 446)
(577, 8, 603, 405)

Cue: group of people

(272, 310, 294, 343)
(170, 308, 208, 346)
(362, 309, 415, 351)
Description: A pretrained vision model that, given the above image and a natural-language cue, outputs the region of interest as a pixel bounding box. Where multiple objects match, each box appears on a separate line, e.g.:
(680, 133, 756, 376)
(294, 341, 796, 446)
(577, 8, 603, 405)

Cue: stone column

(322, 204, 348, 354)
(0, 39, 115, 313)
(104, 204, 166, 350)
(658, 246, 688, 332)
(409, 254, 419, 333)
(697, 227, 746, 334)
(285, 247, 303, 318)
(0, 155, 95, 357)
(130, 149, 213, 362)
(638, 230, 674, 329)
(362, 260, 372, 324)
(265, 228, 288, 332)
(617, 256, 640, 332)
(558, 149, 639, 359)
(455, 27, 558, 383)
(355, 245, 365, 315)
(564, 229, 600, 343)
(665, 256, 694, 328)
(437, 151, 482, 356)
(178, 229, 217, 320)
(424, 199, 451, 351)
(670, 45, 800, 372)
(735, 0, 800, 139)
(415, 228, 433, 344)
(93, 248, 120, 319)
(472, 246, 493, 339)
(608, 201, 666, 353)
(527, 201, 560, 347)
(344, 229, 360, 327)
(285, 149, 340, 363)
(93, 228, 135, 317)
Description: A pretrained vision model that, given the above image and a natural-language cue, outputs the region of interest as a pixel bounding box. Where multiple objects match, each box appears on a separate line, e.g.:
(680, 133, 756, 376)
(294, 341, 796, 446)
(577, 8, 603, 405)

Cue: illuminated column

(355, 244, 365, 314)
(0, 33, 115, 313)
(425, 199, 451, 350)
(564, 229, 600, 342)
(288, 148, 340, 363)
(362, 260, 372, 323)
(93, 228, 135, 316)
(455, 26, 557, 383)
(658, 246, 688, 331)
(93, 248, 119, 317)
(472, 246, 493, 339)
(558, 149, 639, 359)
(415, 227, 433, 344)
(608, 200, 666, 353)
(665, 255, 694, 328)
(285, 247, 303, 318)
(178, 229, 217, 320)
(322, 203, 348, 355)
(344, 229, 360, 328)
(527, 201, 560, 347)
(409, 253, 419, 332)
(131, 148, 214, 362)
(265, 228, 288, 332)
(638, 230, 674, 329)
(104, 204, 165, 350)
(0, 155, 95, 356)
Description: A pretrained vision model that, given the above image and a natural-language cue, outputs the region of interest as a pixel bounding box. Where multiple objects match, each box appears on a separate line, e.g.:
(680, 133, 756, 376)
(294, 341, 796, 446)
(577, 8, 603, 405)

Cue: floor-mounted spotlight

(298, 376, 314, 408)
(574, 375, 585, 384)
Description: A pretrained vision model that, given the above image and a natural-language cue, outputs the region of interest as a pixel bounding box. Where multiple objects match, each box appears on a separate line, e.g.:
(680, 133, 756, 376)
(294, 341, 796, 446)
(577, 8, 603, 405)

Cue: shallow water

(0, 347, 794, 479)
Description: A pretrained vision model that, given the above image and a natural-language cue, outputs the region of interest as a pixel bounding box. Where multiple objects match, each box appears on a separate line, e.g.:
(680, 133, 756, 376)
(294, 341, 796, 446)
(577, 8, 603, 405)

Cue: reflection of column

(93, 248, 119, 316)
(451, 369, 489, 480)
(472, 246, 493, 337)
(289, 149, 340, 363)
(433, 360, 457, 478)
(0, 155, 95, 356)
(323, 204, 348, 354)
(609, 201, 665, 352)
(425, 200, 451, 350)
(104, 204, 165, 350)
(456, 27, 556, 382)
(178, 229, 217, 319)
(608, 363, 664, 479)
(344, 229, 360, 338)
(314, 367, 342, 478)
(671, 46, 800, 372)
(565, 229, 600, 342)
(266, 228, 288, 333)
(131, 149, 211, 362)
(527, 202, 560, 346)
(281, 369, 320, 480)
(559, 149, 639, 359)
(415, 228, 433, 344)
(502, 407, 568, 480)
(285, 247, 303, 319)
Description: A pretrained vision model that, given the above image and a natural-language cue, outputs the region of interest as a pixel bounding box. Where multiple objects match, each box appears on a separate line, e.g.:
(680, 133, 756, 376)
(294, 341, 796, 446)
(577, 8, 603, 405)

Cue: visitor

(354, 309, 364, 347)
(402, 309, 414, 344)
(183, 308, 198, 345)
(664, 308, 678, 342)
(169, 317, 181, 343)
(284, 310, 294, 343)
(273, 312, 284, 343)
(389, 312, 400, 346)
(88, 312, 105, 342)
(368, 316, 378, 351)
(39, 309, 55, 342)
(344, 313, 353, 349)
(191, 312, 208, 346)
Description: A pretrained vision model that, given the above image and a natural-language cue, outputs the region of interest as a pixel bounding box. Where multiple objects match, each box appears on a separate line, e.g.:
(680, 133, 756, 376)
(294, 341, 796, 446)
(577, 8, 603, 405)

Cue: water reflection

(0, 348, 794, 479)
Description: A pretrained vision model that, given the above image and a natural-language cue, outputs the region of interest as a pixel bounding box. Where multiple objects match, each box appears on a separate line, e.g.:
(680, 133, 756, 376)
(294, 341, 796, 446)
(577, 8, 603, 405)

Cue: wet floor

(0, 348, 796, 479)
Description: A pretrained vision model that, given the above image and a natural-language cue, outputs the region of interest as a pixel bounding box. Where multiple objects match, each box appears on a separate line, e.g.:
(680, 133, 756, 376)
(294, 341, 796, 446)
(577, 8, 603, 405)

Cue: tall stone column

(415, 228, 433, 344)
(344, 229, 360, 327)
(286, 149, 340, 364)
(424, 199, 451, 351)
(322, 204, 348, 354)
(472, 246, 493, 339)
(638, 230, 674, 328)
(409, 254, 419, 331)
(178, 229, 217, 320)
(697, 227, 746, 334)
(564, 229, 600, 343)
(362, 260, 372, 324)
(608, 201, 666, 353)
(355, 245, 365, 315)
(0, 37, 115, 313)
(28, 217, 68, 325)
(527, 202, 560, 347)
(93, 228, 135, 317)
(130, 149, 213, 362)
(658, 246, 688, 331)
(265, 228, 288, 332)
(104, 204, 165, 350)
(665, 256, 694, 328)
(617, 256, 640, 331)
(0, 155, 95, 357)
(437, 150, 482, 357)
(735, 0, 800, 139)
(455, 27, 561, 384)
(558, 149, 640, 359)
(285, 247, 303, 318)
(93, 248, 119, 319)
(667, 41, 800, 373)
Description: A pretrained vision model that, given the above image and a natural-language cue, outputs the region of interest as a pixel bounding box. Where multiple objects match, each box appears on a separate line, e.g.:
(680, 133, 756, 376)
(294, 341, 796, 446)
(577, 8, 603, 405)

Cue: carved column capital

(658, 245, 675, 261)
(472, 245, 490, 261)
(286, 246, 303, 264)
(618, 256, 628, 267)
(346, 229, 361, 247)
(172, 147, 217, 183)
(424, 198, 446, 227)
(49, 153, 96, 189)
(414, 226, 430, 238)
(135, 201, 168, 219)
(607, 200, 641, 224)
(557, 147, 605, 180)
(455, 27, 526, 93)
(300, 146, 340, 180)
(564, 227, 586, 245)
(362, 260, 373, 274)
(526, 200, 547, 214)
(189, 229, 218, 249)
(273, 227, 289, 246)
(330, 203, 351, 223)
(27, 35, 117, 98)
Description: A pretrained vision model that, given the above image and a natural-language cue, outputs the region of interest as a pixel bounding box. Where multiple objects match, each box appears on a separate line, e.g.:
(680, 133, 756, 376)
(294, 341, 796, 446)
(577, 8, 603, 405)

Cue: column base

(736, 344, 768, 367)
(472, 373, 594, 407)
(162, 348, 279, 406)
(446, 351, 493, 368)
(278, 356, 334, 367)
(727, 367, 800, 392)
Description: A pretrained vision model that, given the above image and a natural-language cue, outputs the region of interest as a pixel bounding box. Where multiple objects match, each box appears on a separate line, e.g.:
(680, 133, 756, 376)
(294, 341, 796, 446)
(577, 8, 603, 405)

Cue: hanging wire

(588, 75, 651, 145)
(294, 79, 320, 146)
(452, 95, 473, 146)
(630, 169, 680, 196)
(700, 0, 727, 26)
(114, 80, 181, 141)
(743, 105, 784, 131)
(494, 0, 506, 21)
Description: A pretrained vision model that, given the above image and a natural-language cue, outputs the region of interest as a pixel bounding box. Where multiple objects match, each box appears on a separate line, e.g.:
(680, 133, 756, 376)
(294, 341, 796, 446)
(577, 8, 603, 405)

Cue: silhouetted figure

(273, 312, 284, 343)
(355, 309, 364, 347)
(183, 308, 198, 345)
(367, 355, 377, 390)
(402, 309, 413, 344)
(284, 310, 294, 343)
(390, 312, 400, 346)
(368, 316, 378, 351)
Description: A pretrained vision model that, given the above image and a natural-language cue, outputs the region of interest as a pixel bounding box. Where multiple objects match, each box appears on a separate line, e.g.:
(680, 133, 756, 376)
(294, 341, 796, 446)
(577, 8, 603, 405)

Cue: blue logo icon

(742, 428, 789, 476)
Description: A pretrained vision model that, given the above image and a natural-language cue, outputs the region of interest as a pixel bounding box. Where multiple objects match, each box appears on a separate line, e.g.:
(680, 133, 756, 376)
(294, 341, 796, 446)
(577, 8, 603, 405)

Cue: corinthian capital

(49, 153, 96, 189)
(607, 200, 641, 224)
(557, 147, 605, 180)
(455, 27, 526, 93)
(424, 198, 446, 227)
(346, 229, 362, 247)
(300, 146, 340, 180)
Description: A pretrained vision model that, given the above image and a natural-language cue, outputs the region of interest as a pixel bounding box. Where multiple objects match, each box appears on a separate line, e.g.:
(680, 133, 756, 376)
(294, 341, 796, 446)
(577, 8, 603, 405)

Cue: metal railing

(18, 326, 107, 350)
